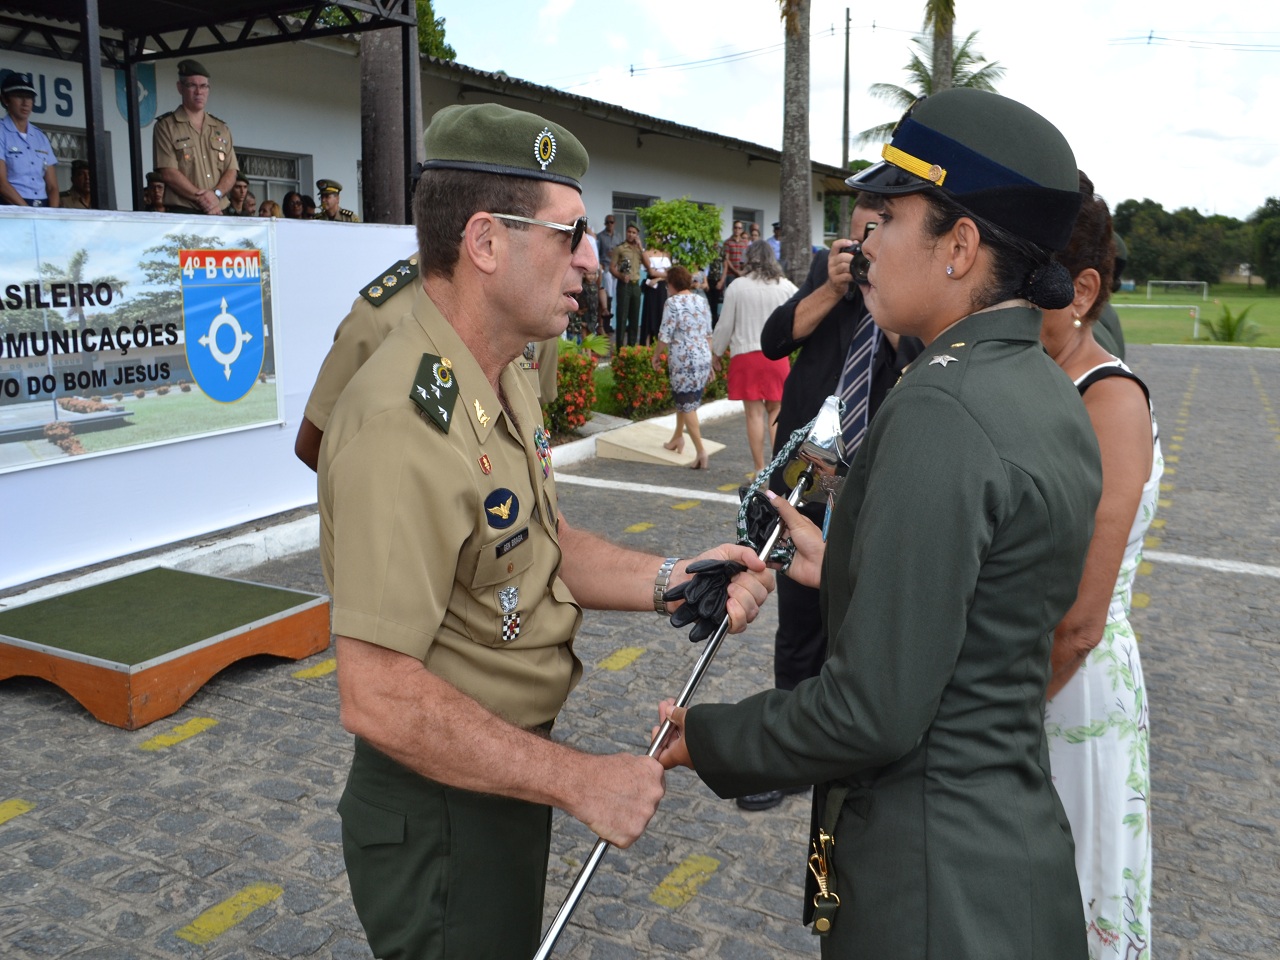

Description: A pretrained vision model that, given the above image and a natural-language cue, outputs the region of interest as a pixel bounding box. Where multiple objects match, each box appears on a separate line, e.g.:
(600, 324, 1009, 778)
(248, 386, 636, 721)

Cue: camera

(850, 241, 871, 286)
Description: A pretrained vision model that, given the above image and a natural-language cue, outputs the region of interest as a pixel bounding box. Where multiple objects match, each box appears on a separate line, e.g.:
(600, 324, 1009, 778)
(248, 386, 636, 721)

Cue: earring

(1072, 314, 1082, 329)
(946, 265, 954, 277)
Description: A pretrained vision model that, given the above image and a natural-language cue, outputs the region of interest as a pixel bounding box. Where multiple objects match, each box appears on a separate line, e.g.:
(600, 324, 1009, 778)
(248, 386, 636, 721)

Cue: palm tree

(41, 249, 125, 382)
(778, 0, 811, 285)
(923, 0, 955, 94)
(854, 31, 1004, 147)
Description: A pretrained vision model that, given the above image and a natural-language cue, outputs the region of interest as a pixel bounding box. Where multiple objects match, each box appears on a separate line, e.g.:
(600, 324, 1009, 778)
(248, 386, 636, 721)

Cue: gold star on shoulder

(929, 355, 959, 367)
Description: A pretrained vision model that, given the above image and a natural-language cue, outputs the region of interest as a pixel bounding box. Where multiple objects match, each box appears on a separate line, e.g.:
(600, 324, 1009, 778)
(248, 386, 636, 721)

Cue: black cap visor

(845, 160, 935, 196)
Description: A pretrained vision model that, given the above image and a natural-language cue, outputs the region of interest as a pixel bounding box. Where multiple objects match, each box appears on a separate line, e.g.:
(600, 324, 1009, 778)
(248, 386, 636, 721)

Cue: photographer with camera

(610, 222, 644, 350)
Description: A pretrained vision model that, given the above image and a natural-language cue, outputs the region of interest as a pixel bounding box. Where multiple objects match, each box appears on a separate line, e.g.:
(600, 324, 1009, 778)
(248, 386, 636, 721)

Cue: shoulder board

(341, 208, 356, 217)
(207, 113, 228, 124)
(410, 353, 459, 434)
(155, 110, 176, 122)
(360, 255, 420, 306)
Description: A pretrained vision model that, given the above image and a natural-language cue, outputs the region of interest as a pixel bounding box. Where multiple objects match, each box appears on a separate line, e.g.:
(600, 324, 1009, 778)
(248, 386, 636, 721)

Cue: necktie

(838, 312, 879, 457)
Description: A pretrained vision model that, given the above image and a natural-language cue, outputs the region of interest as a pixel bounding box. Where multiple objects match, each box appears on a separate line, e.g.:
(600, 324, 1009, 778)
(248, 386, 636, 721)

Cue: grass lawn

(592, 365, 626, 418)
(1113, 284, 1280, 347)
(75, 382, 279, 454)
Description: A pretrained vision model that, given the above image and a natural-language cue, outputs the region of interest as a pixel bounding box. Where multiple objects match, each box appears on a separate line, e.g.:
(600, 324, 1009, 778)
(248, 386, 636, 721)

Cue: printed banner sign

(0, 212, 279, 473)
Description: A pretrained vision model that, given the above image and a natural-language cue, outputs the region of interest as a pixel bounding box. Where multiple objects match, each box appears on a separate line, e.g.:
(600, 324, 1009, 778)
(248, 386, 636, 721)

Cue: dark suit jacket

(760, 251, 922, 505)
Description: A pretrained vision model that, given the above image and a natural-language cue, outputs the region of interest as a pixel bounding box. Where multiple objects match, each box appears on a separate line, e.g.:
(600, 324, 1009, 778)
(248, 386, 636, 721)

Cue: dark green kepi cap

(848, 88, 1081, 251)
(422, 103, 588, 192)
(145, 170, 164, 185)
(316, 179, 342, 195)
(177, 59, 209, 79)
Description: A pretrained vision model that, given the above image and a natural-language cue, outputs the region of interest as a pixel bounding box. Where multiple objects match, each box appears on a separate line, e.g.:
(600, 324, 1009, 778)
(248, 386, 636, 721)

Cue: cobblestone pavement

(1, 345, 1277, 959)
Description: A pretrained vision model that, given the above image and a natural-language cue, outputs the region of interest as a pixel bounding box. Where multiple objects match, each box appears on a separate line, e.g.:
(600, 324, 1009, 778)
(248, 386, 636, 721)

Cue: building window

(612, 192, 657, 241)
(237, 149, 309, 208)
(733, 207, 764, 235)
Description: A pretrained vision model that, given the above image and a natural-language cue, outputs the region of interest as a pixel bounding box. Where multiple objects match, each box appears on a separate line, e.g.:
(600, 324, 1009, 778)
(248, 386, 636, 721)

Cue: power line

(1109, 32, 1280, 52)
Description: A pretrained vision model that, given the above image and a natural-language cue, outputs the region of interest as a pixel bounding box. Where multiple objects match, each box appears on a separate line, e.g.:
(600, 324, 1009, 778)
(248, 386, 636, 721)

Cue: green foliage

(824, 160, 873, 236)
(1114, 199, 1251, 285)
(1249, 197, 1280, 289)
(313, 2, 454, 58)
(610, 346, 672, 419)
(857, 31, 1004, 146)
(544, 343, 596, 434)
(1201, 304, 1261, 343)
(416, 0, 455, 59)
(635, 198, 724, 270)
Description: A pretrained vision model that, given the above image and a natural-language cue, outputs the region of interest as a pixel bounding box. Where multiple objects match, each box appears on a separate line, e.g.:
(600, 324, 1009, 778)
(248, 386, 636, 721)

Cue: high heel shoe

(690, 453, 709, 470)
(663, 438, 685, 454)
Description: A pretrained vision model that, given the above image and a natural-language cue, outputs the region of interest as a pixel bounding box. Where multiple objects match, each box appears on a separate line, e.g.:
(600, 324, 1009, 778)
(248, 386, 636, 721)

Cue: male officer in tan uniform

(294, 252, 559, 471)
(318, 103, 772, 960)
(314, 178, 360, 222)
(152, 59, 237, 215)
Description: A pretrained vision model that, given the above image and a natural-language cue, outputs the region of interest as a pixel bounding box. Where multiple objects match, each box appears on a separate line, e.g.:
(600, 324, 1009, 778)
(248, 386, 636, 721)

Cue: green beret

(177, 59, 210, 79)
(422, 103, 588, 192)
(316, 179, 342, 195)
(145, 170, 164, 185)
(848, 88, 1080, 251)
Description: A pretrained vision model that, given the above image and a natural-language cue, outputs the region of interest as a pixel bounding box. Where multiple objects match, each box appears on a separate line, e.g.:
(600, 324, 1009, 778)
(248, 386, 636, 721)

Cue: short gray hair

(743, 240, 785, 282)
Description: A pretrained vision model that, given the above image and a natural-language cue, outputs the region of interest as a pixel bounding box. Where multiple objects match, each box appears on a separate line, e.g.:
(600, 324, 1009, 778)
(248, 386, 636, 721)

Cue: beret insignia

(535, 127, 557, 171)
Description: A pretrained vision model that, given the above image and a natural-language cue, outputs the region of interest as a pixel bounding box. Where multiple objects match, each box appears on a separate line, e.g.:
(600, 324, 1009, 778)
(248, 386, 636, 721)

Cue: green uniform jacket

(686, 306, 1101, 959)
(1093, 302, 1126, 360)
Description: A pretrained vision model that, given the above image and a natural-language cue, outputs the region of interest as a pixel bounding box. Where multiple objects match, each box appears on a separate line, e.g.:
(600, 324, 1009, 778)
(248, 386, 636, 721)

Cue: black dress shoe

(735, 785, 808, 811)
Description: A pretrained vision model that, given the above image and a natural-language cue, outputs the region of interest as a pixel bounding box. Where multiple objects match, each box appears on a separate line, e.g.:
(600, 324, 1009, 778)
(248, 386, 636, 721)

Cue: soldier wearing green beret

(317, 102, 772, 960)
(142, 171, 166, 213)
(313, 178, 360, 222)
(152, 59, 237, 215)
(657, 88, 1101, 959)
(224, 170, 251, 216)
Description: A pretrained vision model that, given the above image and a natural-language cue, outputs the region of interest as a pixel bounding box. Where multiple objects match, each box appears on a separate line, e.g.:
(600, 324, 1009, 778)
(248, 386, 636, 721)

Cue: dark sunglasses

(489, 213, 588, 252)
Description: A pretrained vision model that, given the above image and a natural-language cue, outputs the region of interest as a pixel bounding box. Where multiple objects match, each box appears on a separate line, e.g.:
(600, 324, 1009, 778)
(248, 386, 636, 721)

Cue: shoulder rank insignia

(410, 354, 458, 434)
(360, 256, 419, 305)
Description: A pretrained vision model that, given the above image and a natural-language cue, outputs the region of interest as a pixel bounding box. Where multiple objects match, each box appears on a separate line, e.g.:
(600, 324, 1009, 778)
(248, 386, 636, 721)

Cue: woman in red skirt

(712, 241, 798, 475)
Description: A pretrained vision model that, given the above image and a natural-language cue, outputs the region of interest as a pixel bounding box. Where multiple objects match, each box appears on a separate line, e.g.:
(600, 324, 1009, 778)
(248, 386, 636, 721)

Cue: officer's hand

(825, 239, 856, 298)
(682, 543, 773, 633)
(574, 754, 665, 848)
(652, 699, 692, 771)
(763, 492, 825, 588)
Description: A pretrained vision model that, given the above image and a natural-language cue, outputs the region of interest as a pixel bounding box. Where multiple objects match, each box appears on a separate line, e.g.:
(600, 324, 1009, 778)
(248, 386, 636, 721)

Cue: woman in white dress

(1041, 172, 1161, 960)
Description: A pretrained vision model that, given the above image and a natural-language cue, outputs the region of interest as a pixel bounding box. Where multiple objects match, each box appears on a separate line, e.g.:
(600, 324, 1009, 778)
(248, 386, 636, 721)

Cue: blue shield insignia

(181, 250, 266, 403)
(115, 64, 157, 126)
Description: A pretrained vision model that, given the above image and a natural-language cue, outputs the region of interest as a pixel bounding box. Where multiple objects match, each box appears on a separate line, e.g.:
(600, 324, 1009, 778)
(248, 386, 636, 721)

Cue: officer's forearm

(556, 516, 679, 611)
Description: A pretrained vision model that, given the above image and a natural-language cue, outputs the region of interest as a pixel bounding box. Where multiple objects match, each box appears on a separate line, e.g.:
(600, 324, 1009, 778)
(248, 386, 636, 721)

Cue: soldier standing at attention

(314, 178, 360, 222)
(152, 60, 236, 215)
(318, 103, 772, 960)
(224, 171, 251, 215)
(141, 171, 167, 212)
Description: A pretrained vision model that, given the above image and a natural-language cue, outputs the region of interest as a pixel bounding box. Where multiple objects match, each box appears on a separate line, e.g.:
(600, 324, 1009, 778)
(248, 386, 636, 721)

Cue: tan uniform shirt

(59, 190, 91, 209)
(314, 208, 361, 223)
(304, 263, 558, 432)
(318, 295, 582, 728)
(153, 107, 237, 212)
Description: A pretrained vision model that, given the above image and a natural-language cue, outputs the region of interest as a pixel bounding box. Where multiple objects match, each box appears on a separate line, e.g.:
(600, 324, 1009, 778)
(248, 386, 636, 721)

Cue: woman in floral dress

(652, 265, 714, 469)
(1042, 172, 1161, 960)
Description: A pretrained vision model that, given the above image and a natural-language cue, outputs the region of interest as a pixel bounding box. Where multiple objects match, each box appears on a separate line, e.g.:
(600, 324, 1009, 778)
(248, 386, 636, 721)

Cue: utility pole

(839, 7, 851, 235)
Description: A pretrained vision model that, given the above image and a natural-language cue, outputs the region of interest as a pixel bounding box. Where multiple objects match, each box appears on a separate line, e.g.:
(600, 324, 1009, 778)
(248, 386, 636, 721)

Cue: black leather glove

(663, 558, 747, 642)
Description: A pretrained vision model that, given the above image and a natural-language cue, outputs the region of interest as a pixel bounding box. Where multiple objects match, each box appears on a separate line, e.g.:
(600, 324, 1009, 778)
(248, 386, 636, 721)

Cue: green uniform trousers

(614, 280, 642, 350)
(338, 739, 552, 960)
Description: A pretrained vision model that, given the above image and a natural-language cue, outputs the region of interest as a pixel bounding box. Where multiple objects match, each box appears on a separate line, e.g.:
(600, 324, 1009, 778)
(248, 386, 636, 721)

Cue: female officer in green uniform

(656, 88, 1102, 958)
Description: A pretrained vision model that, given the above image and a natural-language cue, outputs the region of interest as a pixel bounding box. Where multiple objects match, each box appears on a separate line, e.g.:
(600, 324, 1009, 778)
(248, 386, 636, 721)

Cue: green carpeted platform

(0, 568, 318, 666)
(0, 567, 331, 728)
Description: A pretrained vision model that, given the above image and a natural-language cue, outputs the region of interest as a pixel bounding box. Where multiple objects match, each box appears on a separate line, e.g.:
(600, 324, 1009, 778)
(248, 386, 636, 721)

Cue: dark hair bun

(1021, 260, 1075, 310)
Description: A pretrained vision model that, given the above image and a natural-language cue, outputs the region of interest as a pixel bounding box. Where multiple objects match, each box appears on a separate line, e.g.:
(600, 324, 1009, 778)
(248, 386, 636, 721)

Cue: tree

(1249, 198, 1280, 290)
(855, 31, 1003, 146)
(416, 0, 455, 58)
(40, 250, 124, 380)
(635, 198, 723, 269)
(923, 0, 955, 94)
(778, 0, 812, 286)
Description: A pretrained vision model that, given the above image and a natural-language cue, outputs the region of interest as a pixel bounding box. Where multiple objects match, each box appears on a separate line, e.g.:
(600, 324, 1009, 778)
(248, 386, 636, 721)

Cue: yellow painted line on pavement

(0, 799, 35, 826)
(1172, 434, 1184, 442)
(1159, 482, 1174, 492)
(1144, 536, 1162, 550)
(1131, 593, 1151, 610)
(1138, 561, 1154, 576)
(293, 658, 336, 679)
(140, 717, 218, 752)
(650, 854, 720, 908)
(671, 500, 700, 511)
(1150, 518, 1166, 529)
(598, 647, 645, 671)
(176, 883, 283, 945)
(1158, 499, 1173, 509)
(1164, 467, 1176, 475)
(1169, 443, 1182, 451)
(1164, 456, 1180, 464)
(717, 483, 739, 492)
(624, 521, 655, 533)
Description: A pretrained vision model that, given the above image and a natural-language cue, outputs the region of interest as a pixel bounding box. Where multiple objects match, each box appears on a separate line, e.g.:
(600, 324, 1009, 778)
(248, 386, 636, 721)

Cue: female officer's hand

(764, 491, 825, 588)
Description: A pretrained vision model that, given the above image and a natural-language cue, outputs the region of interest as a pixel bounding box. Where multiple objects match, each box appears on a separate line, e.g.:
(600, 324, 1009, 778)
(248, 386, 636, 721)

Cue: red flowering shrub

(42, 421, 85, 455)
(56, 396, 109, 413)
(611, 346, 671, 419)
(545, 347, 597, 433)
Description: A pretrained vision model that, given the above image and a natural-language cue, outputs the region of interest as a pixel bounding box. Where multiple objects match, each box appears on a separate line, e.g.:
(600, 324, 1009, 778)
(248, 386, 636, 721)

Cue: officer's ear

(460, 212, 501, 276)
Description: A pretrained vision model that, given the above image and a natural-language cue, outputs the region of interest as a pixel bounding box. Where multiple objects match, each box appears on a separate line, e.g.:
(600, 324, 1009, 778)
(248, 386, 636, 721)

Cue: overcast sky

(434, 0, 1279, 222)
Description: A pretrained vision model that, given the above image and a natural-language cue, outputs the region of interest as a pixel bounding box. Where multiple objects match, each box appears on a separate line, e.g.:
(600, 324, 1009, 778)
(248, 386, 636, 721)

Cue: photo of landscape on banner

(0, 214, 279, 474)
